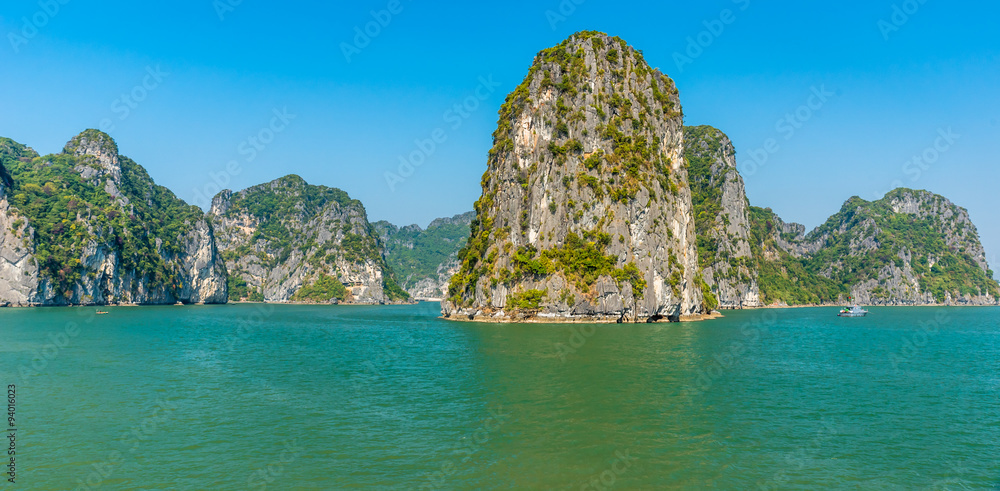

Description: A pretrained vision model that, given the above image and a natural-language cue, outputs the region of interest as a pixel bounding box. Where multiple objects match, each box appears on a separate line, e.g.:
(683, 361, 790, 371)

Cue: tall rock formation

(443, 31, 705, 322)
(210, 176, 409, 304)
(685, 126, 761, 308)
(0, 130, 227, 306)
(373, 211, 474, 300)
(0, 139, 40, 306)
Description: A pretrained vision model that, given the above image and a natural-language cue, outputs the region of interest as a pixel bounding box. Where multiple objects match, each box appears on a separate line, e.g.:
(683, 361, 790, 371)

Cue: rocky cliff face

(410, 256, 461, 300)
(210, 176, 409, 304)
(751, 189, 999, 306)
(0, 140, 40, 306)
(0, 131, 227, 306)
(685, 126, 761, 309)
(373, 211, 473, 300)
(443, 31, 704, 322)
(813, 190, 996, 305)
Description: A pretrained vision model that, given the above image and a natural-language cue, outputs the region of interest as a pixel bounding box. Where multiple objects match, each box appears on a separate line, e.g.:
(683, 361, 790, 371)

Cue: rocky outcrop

(0, 131, 227, 306)
(886, 190, 991, 272)
(172, 219, 229, 304)
(753, 189, 999, 306)
(210, 176, 409, 304)
(685, 126, 761, 309)
(66, 129, 122, 183)
(409, 256, 461, 300)
(372, 211, 473, 300)
(834, 190, 997, 305)
(0, 140, 40, 307)
(0, 199, 38, 307)
(443, 31, 704, 322)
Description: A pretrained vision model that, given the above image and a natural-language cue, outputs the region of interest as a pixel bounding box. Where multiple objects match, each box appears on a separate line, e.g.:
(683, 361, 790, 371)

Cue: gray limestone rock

(685, 126, 761, 309)
(210, 176, 407, 304)
(443, 31, 704, 322)
(0, 130, 227, 306)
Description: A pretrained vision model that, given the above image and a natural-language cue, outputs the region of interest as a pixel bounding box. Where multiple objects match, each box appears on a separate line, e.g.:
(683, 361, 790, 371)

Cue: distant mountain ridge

(0, 129, 456, 308)
(373, 211, 473, 299)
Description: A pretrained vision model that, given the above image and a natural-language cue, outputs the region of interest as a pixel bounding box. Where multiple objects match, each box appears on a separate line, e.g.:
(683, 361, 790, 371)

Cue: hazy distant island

(373, 211, 474, 300)
(1, 31, 997, 317)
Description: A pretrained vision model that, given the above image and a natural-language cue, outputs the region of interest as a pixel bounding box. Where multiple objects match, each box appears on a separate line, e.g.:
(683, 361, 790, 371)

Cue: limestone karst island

(3, 33, 996, 321)
(3, 6, 1000, 488)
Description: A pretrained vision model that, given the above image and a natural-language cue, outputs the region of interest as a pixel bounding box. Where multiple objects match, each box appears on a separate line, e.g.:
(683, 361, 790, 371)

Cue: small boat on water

(838, 305, 868, 317)
(96, 310, 110, 315)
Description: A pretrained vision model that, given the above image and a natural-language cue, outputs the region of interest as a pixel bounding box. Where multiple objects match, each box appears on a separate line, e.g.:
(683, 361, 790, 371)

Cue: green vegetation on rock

(686, 126, 726, 267)
(750, 206, 848, 305)
(373, 212, 473, 292)
(292, 273, 348, 302)
(226, 175, 365, 263)
(214, 175, 409, 303)
(447, 30, 694, 317)
(697, 275, 719, 311)
(508, 289, 546, 310)
(227, 275, 263, 302)
(750, 191, 999, 305)
(2, 134, 205, 297)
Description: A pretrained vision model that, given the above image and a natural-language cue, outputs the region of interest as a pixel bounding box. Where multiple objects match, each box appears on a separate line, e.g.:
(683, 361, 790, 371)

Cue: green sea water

(1, 302, 998, 489)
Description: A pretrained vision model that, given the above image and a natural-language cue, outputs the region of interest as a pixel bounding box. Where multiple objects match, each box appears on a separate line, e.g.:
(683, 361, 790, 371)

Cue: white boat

(838, 305, 868, 317)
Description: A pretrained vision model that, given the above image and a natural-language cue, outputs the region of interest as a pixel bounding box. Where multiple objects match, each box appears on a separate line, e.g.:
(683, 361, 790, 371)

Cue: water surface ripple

(1, 303, 998, 489)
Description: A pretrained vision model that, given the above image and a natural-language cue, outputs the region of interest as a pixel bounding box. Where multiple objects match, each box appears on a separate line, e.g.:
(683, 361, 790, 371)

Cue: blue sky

(1, 0, 998, 273)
